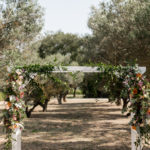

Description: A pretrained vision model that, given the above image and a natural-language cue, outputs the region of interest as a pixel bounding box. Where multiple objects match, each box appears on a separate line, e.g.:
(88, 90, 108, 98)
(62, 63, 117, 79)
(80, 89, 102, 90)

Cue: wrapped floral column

(3, 69, 25, 150)
(124, 72, 150, 148)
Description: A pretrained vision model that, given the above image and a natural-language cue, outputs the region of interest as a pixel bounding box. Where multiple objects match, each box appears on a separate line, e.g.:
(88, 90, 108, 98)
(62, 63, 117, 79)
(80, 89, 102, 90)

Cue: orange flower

(13, 124, 17, 129)
(5, 102, 12, 110)
(140, 96, 145, 99)
(14, 106, 19, 110)
(9, 124, 17, 129)
(8, 73, 11, 77)
(133, 88, 138, 95)
(136, 73, 142, 78)
(147, 109, 150, 115)
(7, 102, 11, 107)
(132, 126, 136, 130)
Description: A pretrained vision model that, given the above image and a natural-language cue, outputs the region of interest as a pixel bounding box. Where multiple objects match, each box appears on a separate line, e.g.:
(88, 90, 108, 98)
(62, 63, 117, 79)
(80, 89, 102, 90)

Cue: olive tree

(88, 0, 150, 75)
(0, 0, 43, 86)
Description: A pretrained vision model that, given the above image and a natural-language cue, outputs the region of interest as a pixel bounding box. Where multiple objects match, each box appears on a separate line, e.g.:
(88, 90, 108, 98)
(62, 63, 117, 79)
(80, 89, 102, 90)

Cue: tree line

(0, 0, 150, 117)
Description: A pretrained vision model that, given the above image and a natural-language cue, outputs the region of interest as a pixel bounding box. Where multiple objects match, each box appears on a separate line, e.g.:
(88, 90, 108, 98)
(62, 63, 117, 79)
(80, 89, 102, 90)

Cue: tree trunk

(39, 99, 50, 112)
(63, 95, 66, 102)
(57, 95, 62, 104)
(123, 98, 129, 110)
(25, 103, 38, 118)
(122, 98, 130, 116)
(73, 87, 77, 98)
(116, 98, 121, 106)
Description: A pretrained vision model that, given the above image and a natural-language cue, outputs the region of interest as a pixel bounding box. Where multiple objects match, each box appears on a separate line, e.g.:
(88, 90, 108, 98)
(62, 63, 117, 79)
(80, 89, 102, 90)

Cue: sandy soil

(0, 98, 150, 150)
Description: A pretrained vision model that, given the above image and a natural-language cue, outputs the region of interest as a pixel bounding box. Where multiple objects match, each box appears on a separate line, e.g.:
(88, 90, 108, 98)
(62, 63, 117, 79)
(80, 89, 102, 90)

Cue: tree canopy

(88, 0, 150, 75)
(0, 0, 43, 86)
(38, 31, 84, 63)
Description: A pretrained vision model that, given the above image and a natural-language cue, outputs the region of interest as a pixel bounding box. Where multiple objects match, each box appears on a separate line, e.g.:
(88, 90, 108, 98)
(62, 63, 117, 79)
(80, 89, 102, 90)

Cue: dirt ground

(0, 98, 150, 150)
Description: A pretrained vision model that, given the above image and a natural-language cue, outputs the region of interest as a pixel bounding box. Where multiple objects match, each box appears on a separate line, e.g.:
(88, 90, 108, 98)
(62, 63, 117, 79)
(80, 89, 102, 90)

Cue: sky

(38, 0, 100, 35)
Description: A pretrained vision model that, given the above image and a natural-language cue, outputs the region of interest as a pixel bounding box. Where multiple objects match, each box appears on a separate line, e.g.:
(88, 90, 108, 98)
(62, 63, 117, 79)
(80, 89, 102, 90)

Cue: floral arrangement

(98, 63, 150, 147)
(2, 64, 54, 150)
(3, 69, 25, 150)
(126, 71, 150, 146)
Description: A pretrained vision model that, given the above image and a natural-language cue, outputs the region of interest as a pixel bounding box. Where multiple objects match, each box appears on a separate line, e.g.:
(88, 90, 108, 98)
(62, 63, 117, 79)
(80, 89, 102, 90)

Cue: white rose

(9, 95, 16, 102)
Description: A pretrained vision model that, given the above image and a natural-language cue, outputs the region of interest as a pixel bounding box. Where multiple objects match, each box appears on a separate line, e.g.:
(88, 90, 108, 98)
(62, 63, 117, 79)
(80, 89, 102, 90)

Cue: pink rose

(20, 92, 24, 98)
(16, 97, 19, 101)
(13, 115, 17, 121)
(138, 81, 143, 87)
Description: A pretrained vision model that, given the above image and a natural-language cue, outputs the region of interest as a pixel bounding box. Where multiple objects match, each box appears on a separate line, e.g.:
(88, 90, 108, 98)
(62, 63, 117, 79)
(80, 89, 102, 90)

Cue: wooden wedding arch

(2, 64, 150, 150)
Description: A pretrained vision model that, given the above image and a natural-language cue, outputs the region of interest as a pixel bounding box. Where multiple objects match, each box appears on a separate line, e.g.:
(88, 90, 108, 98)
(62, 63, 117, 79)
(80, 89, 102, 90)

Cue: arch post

(131, 113, 143, 150)
(12, 128, 21, 150)
(131, 67, 146, 150)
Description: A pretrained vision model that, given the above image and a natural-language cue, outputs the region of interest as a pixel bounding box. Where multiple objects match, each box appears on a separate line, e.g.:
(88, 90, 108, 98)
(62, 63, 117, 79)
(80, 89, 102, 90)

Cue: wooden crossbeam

(52, 66, 146, 74)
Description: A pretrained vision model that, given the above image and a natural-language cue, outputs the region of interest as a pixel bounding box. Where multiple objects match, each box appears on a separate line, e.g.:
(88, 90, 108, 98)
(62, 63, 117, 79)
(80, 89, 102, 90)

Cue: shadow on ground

(22, 141, 130, 150)
(1, 99, 150, 150)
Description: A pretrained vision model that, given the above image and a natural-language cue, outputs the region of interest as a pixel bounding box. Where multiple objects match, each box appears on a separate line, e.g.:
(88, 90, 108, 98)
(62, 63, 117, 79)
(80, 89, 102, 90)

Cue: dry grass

(0, 98, 150, 150)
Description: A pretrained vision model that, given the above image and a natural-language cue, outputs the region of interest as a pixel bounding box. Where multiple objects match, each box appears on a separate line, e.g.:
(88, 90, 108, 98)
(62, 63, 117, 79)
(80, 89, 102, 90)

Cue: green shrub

(81, 73, 108, 98)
